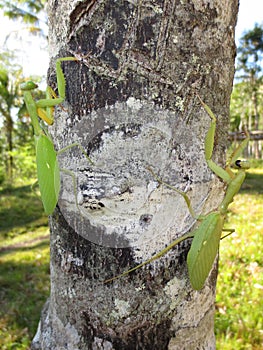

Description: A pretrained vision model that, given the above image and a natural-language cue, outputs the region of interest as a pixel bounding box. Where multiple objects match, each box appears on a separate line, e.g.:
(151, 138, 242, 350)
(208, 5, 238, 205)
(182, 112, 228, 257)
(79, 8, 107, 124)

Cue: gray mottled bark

(32, 1, 238, 349)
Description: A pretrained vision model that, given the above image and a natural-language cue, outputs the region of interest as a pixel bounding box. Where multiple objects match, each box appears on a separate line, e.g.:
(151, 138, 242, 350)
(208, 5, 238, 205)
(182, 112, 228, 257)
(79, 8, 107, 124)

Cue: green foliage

(230, 80, 263, 131)
(0, 63, 21, 112)
(0, 168, 5, 185)
(0, 54, 44, 184)
(0, 129, 36, 185)
(0, 61, 23, 181)
(230, 82, 249, 131)
(0, 0, 47, 36)
(10, 143, 36, 181)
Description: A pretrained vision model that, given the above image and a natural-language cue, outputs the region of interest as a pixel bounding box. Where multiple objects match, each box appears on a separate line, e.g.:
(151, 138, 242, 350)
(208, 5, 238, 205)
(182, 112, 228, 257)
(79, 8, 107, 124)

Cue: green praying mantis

(21, 55, 250, 290)
(105, 97, 250, 290)
(20, 57, 93, 215)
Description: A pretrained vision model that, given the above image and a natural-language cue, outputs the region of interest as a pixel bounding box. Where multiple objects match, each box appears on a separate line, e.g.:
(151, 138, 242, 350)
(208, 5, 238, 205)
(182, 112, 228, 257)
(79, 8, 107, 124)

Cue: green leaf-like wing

(187, 212, 224, 290)
(35, 134, 60, 215)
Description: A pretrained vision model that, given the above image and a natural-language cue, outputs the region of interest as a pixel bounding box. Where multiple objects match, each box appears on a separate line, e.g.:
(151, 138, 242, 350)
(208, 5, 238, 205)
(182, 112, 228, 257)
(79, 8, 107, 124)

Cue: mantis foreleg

(21, 56, 93, 215)
(35, 57, 78, 125)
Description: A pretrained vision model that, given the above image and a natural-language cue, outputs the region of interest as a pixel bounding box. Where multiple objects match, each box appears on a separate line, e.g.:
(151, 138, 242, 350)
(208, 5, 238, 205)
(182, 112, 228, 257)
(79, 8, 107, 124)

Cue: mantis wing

(35, 134, 60, 215)
(187, 212, 224, 290)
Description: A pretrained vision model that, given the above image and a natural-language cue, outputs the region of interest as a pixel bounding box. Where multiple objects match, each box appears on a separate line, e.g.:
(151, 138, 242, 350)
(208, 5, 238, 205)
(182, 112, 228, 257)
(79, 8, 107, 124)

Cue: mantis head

(232, 159, 250, 170)
(20, 81, 38, 91)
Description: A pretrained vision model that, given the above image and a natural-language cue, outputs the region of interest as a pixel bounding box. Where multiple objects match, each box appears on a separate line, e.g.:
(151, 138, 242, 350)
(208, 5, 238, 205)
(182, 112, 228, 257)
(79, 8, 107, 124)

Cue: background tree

(0, 0, 47, 36)
(0, 52, 40, 183)
(0, 0, 48, 182)
(29, 1, 239, 349)
(234, 24, 263, 158)
(0, 55, 22, 179)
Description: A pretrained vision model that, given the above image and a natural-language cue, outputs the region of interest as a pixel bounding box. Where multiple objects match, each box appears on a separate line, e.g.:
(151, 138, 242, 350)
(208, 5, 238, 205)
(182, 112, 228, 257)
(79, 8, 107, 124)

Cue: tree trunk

(32, 1, 238, 349)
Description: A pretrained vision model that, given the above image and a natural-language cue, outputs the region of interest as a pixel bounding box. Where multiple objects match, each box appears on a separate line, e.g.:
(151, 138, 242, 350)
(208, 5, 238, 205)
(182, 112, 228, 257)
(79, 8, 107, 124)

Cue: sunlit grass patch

(215, 166, 263, 349)
(0, 230, 50, 350)
(0, 181, 47, 242)
(0, 181, 49, 350)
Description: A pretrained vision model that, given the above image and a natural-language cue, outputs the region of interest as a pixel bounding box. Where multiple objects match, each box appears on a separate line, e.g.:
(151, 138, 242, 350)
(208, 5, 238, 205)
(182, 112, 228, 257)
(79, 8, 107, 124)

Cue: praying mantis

(105, 97, 250, 290)
(20, 57, 93, 215)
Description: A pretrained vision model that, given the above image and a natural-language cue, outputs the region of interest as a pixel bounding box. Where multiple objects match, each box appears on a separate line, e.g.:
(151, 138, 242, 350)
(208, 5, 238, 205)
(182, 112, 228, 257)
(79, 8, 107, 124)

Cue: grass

(215, 166, 263, 349)
(0, 165, 262, 349)
(0, 182, 49, 350)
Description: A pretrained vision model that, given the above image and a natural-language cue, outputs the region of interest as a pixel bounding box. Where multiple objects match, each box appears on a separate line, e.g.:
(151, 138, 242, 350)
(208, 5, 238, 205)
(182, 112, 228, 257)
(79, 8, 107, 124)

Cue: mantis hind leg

(58, 142, 94, 212)
(60, 168, 80, 213)
(148, 167, 199, 219)
(57, 142, 94, 165)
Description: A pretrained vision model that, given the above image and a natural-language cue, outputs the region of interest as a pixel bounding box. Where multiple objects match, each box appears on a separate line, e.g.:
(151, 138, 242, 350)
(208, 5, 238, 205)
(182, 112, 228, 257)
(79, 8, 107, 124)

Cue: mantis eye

(234, 159, 250, 169)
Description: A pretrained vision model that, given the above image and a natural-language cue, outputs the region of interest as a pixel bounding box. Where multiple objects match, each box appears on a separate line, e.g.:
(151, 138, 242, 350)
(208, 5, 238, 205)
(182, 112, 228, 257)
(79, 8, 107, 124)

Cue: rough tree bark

(32, 1, 238, 349)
